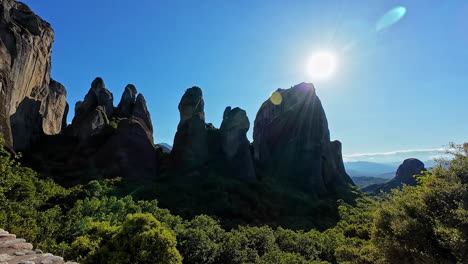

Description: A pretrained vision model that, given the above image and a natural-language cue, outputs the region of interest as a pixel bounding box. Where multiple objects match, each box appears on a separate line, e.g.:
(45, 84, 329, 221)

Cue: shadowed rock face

(171, 87, 208, 168)
(117, 84, 137, 115)
(133, 94, 153, 134)
(0, 0, 67, 151)
(362, 158, 426, 194)
(253, 83, 352, 194)
(69, 77, 112, 141)
(43, 79, 67, 135)
(49, 77, 158, 179)
(220, 106, 256, 181)
(94, 118, 158, 179)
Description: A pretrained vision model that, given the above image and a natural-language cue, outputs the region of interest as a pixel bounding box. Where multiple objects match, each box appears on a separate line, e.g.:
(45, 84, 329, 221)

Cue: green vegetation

(1, 136, 467, 263)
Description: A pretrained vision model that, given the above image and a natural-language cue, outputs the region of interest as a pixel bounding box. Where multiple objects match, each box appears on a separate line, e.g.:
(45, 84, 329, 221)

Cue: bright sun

(307, 51, 337, 80)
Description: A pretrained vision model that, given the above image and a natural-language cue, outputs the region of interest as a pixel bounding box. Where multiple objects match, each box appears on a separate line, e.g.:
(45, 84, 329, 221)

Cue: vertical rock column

(220, 106, 256, 180)
(253, 82, 353, 194)
(171, 87, 208, 168)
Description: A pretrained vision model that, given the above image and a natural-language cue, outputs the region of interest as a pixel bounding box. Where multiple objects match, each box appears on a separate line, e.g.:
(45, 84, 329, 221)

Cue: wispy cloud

(344, 148, 447, 158)
(343, 147, 454, 163)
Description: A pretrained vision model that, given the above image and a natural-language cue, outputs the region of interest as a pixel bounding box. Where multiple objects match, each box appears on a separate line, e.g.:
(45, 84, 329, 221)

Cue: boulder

(220, 106, 256, 180)
(0, 0, 67, 150)
(253, 82, 352, 194)
(171, 87, 207, 168)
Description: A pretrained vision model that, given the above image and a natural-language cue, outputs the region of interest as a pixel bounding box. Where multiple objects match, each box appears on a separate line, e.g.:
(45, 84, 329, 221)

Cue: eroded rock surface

(220, 106, 256, 180)
(0, 228, 77, 264)
(68, 78, 112, 141)
(253, 82, 352, 194)
(0, 0, 67, 151)
(171, 87, 208, 168)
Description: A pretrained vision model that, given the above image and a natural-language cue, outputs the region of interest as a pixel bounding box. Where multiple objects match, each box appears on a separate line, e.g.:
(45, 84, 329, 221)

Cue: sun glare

(307, 51, 337, 80)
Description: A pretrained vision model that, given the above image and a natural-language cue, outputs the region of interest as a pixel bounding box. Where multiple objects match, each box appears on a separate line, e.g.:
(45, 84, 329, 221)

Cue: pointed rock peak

(84, 77, 113, 117)
(178, 86, 205, 124)
(91, 77, 105, 93)
(118, 84, 138, 115)
(223, 106, 232, 119)
(221, 106, 249, 131)
(292, 82, 315, 92)
(125, 84, 138, 94)
(133, 93, 153, 133)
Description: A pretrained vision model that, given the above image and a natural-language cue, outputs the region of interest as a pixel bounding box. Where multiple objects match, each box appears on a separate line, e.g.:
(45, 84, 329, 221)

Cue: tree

(372, 144, 468, 263)
(93, 213, 182, 264)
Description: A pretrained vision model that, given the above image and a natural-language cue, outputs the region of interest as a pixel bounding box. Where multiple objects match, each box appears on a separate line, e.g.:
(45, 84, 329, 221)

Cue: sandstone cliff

(0, 0, 67, 151)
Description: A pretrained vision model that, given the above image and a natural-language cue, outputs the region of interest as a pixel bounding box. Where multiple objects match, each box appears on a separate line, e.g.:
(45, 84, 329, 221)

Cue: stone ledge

(0, 229, 78, 264)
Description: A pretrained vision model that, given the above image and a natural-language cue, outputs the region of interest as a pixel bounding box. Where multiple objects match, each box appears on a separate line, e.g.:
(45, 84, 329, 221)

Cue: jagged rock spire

(172, 87, 208, 167)
(220, 106, 256, 180)
(69, 77, 113, 140)
(178, 86, 205, 126)
(117, 84, 138, 115)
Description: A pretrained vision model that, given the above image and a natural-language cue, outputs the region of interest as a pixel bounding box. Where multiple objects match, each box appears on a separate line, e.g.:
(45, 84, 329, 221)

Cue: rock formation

(220, 106, 256, 180)
(68, 77, 112, 141)
(0, 0, 67, 151)
(0, 228, 77, 264)
(60, 77, 157, 178)
(253, 82, 353, 194)
(171, 87, 208, 168)
(362, 158, 426, 194)
(94, 117, 158, 179)
(117, 84, 137, 115)
(133, 94, 153, 134)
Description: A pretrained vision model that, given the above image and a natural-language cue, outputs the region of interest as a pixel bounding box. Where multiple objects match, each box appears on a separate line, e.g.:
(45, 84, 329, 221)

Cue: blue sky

(23, 0, 468, 160)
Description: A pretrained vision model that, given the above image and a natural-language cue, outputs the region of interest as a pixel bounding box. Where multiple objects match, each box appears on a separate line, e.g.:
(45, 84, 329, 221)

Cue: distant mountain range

(156, 143, 172, 153)
(344, 161, 397, 178)
(345, 160, 436, 187)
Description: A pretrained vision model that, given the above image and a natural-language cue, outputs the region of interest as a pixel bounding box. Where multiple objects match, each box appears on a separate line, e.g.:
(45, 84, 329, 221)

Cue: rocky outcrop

(0, 228, 77, 264)
(55, 77, 157, 179)
(220, 106, 256, 180)
(68, 77, 112, 141)
(43, 79, 67, 135)
(133, 94, 153, 134)
(362, 158, 426, 194)
(94, 118, 158, 179)
(253, 82, 352, 194)
(171, 87, 208, 168)
(0, 0, 67, 151)
(117, 84, 137, 115)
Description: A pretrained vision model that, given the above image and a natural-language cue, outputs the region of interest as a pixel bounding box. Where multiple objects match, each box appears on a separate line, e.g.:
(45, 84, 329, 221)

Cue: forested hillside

(2, 137, 467, 263)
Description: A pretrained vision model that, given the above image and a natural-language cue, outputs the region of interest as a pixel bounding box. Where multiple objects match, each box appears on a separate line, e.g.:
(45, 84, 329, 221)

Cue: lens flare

(376, 6, 407, 32)
(270, 91, 282, 105)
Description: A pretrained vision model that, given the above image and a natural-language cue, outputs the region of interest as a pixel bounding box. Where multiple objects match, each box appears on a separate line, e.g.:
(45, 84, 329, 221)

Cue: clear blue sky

(23, 0, 468, 158)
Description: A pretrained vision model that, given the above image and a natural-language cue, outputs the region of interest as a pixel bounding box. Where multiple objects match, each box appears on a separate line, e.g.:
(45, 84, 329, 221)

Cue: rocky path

(0, 229, 77, 264)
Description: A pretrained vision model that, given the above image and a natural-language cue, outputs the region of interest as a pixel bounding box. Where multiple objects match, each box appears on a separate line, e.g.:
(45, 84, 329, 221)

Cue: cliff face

(253, 83, 353, 194)
(362, 158, 426, 194)
(0, 0, 67, 151)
